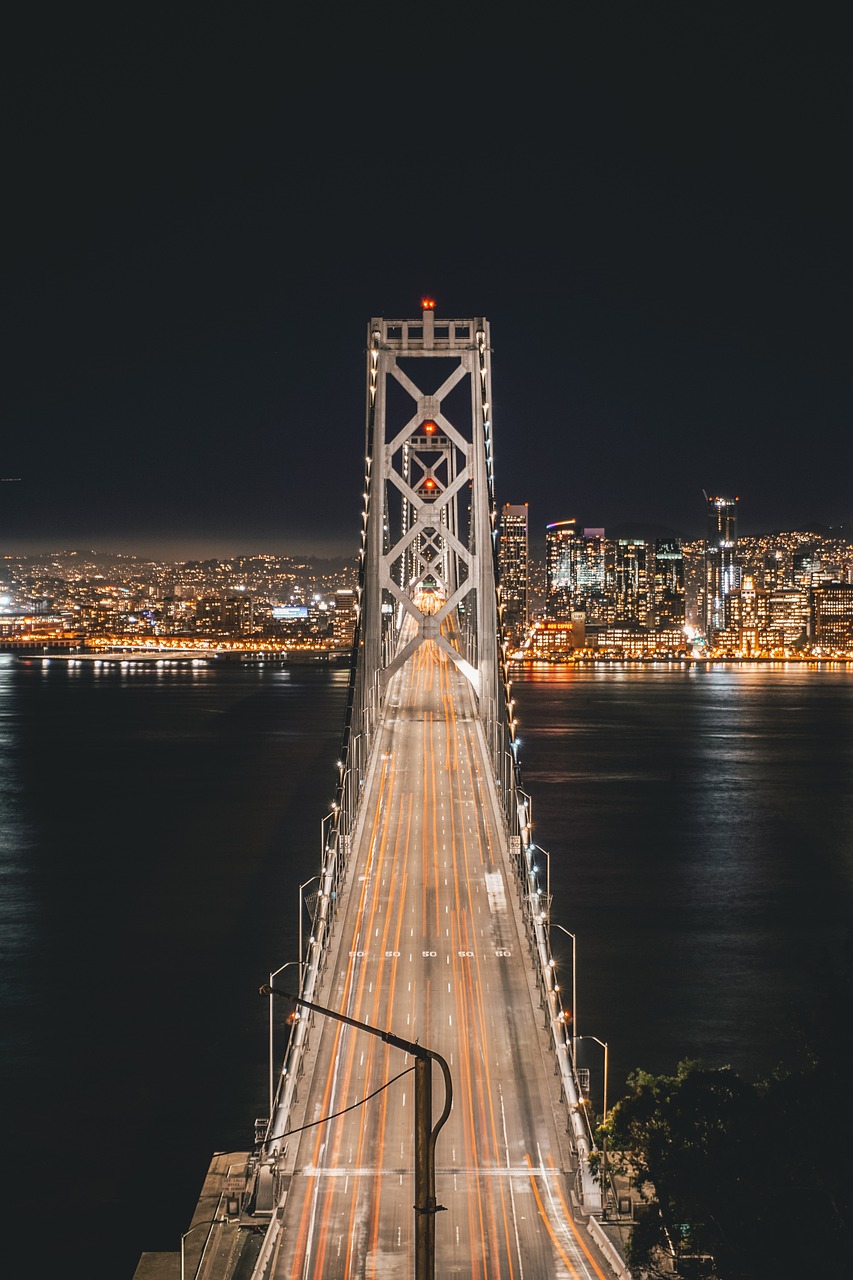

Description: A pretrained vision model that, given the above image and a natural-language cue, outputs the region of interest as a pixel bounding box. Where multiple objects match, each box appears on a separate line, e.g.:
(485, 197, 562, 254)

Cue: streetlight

(551, 924, 577, 1063)
(181, 1217, 225, 1280)
(537, 846, 551, 922)
(268, 960, 300, 1117)
(298, 875, 320, 989)
(262, 982, 452, 1280)
(579, 1035, 609, 1219)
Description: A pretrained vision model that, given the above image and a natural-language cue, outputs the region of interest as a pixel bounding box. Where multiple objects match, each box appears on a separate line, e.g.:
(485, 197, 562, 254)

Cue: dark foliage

(606, 937, 853, 1278)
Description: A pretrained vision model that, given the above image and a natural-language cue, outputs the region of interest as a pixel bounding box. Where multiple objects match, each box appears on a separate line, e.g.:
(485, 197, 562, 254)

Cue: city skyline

(3, 11, 850, 560)
(5, 516, 853, 657)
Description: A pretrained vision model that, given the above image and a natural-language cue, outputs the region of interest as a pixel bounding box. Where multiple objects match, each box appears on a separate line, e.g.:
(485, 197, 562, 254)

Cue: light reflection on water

(510, 662, 853, 1099)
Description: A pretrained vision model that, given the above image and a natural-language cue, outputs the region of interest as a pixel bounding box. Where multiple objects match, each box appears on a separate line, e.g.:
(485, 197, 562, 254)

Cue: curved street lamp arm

(262, 983, 431, 1060)
(427, 1049, 452, 1168)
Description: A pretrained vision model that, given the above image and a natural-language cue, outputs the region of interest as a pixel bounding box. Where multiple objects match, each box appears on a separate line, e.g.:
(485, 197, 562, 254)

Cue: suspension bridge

(136, 307, 623, 1280)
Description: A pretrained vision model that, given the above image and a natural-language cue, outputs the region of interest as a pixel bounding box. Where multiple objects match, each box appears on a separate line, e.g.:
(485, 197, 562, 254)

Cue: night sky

(2, 9, 850, 560)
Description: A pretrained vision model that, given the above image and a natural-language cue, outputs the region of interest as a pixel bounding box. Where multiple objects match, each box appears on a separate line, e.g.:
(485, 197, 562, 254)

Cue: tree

(606, 1041, 852, 1278)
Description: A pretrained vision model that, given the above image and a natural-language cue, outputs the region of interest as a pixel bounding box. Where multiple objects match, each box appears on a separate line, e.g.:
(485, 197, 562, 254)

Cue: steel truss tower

(355, 303, 506, 758)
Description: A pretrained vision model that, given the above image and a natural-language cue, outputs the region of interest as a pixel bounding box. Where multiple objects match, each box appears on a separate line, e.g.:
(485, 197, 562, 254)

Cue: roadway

(265, 635, 612, 1279)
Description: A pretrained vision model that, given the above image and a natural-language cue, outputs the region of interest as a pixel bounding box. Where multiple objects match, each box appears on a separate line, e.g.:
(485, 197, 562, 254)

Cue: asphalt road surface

(265, 638, 611, 1279)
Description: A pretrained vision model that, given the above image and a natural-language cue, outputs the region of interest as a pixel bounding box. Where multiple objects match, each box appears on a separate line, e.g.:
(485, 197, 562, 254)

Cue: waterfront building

(523, 617, 588, 660)
(594, 623, 687, 658)
(498, 503, 530, 639)
(704, 493, 739, 639)
(811, 583, 853, 650)
(767, 587, 810, 648)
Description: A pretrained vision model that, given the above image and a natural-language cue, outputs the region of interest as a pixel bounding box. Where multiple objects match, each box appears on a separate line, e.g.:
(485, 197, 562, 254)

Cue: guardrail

(503, 762, 606, 1213)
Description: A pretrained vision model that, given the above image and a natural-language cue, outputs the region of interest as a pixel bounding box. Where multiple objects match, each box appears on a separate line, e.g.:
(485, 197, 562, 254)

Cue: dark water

(1, 656, 851, 1277)
(0, 655, 349, 1278)
(515, 663, 853, 1099)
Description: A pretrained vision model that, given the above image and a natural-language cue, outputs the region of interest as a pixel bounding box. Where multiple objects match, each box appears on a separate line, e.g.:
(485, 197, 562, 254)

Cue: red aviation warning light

(421, 296, 436, 311)
(422, 420, 437, 434)
(424, 477, 437, 490)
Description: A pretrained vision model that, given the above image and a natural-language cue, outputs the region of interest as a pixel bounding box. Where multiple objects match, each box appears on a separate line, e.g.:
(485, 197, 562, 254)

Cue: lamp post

(538, 846, 551, 923)
(551, 924, 577, 1063)
(298, 875, 320, 989)
(518, 788, 532, 841)
(580, 1035, 609, 1218)
(262, 982, 452, 1280)
(181, 1217, 225, 1280)
(268, 960, 299, 1117)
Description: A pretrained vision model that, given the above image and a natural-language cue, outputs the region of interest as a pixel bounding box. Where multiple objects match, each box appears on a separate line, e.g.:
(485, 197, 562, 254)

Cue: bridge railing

(502, 751, 603, 1207)
(488, 652, 605, 1210)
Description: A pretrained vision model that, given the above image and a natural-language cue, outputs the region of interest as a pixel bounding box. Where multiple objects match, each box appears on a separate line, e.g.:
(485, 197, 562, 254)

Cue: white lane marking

(302, 1138, 326, 1278)
(501, 1088, 525, 1280)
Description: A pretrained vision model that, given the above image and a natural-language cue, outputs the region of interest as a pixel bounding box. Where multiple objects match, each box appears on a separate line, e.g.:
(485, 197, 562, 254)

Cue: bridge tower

(353, 302, 509, 768)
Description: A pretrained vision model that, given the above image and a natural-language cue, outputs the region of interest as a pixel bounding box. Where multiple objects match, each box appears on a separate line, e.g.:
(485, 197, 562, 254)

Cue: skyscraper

(703, 494, 738, 638)
(498, 503, 529, 638)
(653, 537, 685, 628)
(545, 519, 577, 619)
(612, 538, 650, 626)
(575, 528, 608, 621)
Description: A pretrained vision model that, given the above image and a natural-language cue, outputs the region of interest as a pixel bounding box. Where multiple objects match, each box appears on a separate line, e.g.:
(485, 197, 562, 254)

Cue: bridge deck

(264, 640, 611, 1279)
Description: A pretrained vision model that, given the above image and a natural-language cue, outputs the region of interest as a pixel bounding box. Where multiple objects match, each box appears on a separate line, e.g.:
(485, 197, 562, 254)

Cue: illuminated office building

(575, 528, 609, 621)
(544, 519, 612, 623)
(763, 550, 787, 591)
(724, 573, 769, 654)
(811, 583, 853, 649)
(792, 548, 821, 588)
(545, 519, 577, 619)
(768, 588, 810, 647)
(704, 494, 739, 638)
(653, 538, 685, 628)
(498, 503, 529, 637)
(612, 538, 651, 626)
(333, 588, 357, 647)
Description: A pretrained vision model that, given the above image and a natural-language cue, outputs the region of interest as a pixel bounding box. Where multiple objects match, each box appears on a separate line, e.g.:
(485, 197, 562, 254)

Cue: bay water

(1, 655, 850, 1277)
